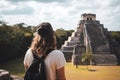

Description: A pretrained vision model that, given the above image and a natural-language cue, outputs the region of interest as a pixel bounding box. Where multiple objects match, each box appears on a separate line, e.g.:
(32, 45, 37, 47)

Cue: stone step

(62, 51, 73, 62)
(92, 54, 118, 65)
(61, 46, 74, 51)
(62, 50, 73, 52)
(64, 41, 80, 46)
(68, 37, 80, 41)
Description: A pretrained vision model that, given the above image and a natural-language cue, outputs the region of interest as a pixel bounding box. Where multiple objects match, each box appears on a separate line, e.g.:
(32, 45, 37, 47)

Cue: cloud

(35, 0, 67, 3)
(0, 0, 120, 31)
(109, 0, 120, 6)
(1, 6, 34, 15)
(0, 0, 9, 8)
(0, 0, 34, 15)
(6, 0, 67, 3)
(0, 15, 3, 18)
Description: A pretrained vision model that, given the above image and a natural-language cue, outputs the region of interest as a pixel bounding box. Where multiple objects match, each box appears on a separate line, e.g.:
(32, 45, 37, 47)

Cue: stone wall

(0, 69, 13, 80)
(85, 23, 111, 54)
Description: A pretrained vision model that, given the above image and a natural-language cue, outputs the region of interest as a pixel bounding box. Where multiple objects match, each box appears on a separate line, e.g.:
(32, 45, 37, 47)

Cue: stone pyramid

(61, 13, 118, 65)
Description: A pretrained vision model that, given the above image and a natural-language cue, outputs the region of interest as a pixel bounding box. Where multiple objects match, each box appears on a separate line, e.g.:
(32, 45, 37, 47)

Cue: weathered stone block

(0, 69, 13, 80)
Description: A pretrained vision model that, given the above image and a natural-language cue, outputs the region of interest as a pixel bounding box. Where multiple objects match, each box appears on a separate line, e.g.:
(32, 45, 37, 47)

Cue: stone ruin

(0, 69, 13, 80)
(0, 69, 23, 80)
(61, 13, 119, 65)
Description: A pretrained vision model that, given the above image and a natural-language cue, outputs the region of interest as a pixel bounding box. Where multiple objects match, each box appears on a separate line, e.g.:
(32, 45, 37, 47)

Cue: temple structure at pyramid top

(81, 13, 96, 20)
(61, 13, 119, 65)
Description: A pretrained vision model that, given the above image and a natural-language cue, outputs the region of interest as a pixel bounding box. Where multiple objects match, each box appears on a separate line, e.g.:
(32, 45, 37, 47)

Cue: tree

(55, 28, 74, 49)
(110, 31, 120, 44)
(0, 21, 73, 63)
(0, 20, 8, 26)
(0, 22, 33, 63)
(81, 51, 92, 70)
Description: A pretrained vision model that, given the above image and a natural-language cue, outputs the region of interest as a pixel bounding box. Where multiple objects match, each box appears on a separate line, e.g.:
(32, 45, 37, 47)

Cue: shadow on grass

(88, 68, 97, 72)
(75, 65, 98, 72)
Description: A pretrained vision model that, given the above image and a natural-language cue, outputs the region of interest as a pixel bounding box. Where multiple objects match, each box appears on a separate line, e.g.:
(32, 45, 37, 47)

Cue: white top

(24, 48, 66, 80)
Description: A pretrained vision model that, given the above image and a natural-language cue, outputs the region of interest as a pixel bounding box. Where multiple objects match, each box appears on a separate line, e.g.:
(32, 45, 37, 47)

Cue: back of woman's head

(31, 22, 56, 55)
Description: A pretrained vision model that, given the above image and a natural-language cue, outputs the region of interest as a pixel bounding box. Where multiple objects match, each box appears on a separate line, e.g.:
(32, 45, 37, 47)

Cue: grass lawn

(65, 63, 120, 80)
(0, 57, 25, 76)
(0, 57, 120, 80)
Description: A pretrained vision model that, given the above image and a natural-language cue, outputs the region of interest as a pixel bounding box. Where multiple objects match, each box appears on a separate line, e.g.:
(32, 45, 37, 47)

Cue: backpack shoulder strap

(33, 53, 39, 59)
(32, 49, 54, 60)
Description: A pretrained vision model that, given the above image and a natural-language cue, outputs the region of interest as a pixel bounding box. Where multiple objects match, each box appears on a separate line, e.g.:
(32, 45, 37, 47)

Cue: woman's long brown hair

(30, 22, 56, 55)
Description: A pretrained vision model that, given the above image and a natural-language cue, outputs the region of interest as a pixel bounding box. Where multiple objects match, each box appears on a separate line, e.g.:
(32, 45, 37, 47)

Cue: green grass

(1, 58, 120, 80)
(65, 63, 120, 80)
(0, 57, 25, 76)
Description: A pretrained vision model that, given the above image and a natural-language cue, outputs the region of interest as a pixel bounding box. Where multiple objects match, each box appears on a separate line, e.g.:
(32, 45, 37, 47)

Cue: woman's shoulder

(25, 48, 33, 56)
(50, 50, 64, 56)
(51, 49, 62, 53)
(27, 48, 32, 52)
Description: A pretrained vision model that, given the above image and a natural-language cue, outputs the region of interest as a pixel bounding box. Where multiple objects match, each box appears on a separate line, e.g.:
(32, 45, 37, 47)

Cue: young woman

(23, 22, 66, 80)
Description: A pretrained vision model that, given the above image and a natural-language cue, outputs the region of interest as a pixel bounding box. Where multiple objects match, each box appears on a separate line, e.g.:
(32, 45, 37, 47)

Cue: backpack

(24, 49, 53, 80)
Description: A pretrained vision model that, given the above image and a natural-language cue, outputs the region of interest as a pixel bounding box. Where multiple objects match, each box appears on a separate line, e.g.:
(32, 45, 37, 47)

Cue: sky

(0, 0, 120, 31)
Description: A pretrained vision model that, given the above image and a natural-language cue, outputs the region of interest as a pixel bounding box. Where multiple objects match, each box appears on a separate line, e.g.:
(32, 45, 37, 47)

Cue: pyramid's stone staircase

(61, 13, 118, 65)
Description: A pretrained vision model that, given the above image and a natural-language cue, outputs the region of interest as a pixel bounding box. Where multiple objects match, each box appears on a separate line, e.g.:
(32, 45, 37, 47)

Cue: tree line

(109, 31, 120, 44)
(0, 21, 73, 63)
(0, 21, 120, 63)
